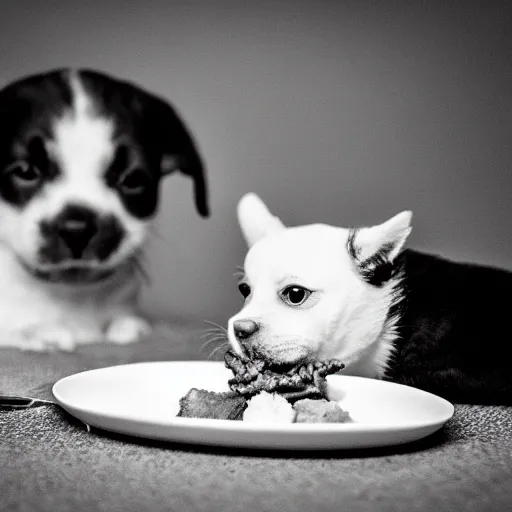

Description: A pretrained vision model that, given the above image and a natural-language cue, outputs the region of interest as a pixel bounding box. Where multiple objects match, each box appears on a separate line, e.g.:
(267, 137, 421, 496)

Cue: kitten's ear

(347, 211, 412, 285)
(237, 193, 285, 247)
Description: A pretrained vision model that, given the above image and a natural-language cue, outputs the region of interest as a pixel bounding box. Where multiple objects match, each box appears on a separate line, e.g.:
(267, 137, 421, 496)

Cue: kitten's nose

(233, 319, 259, 341)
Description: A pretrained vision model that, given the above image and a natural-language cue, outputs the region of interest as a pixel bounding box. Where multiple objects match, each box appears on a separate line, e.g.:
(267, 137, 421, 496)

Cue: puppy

(228, 193, 512, 404)
(0, 68, 208, 351)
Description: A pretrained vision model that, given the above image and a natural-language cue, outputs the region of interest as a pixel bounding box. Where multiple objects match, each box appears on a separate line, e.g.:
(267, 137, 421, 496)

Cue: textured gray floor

(2, 321, 512, 512)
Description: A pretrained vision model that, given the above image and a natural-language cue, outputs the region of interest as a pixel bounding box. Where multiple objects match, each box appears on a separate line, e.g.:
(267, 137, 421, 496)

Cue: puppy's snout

(40, 204, 125, 263)
(56, 207, 98, 258)
(233, 319, 260, 342)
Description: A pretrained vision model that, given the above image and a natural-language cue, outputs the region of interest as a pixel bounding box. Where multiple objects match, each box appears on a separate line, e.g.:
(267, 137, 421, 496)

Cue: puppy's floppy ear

(141, 93, 209, 217)
(237, 193, 285, 247)
(347, 211, 412, 286)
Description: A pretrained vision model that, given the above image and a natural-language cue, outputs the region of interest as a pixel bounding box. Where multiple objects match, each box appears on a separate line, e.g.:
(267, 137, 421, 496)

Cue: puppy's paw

(105, 316, 152, 345)
(20, 325, 77, 352)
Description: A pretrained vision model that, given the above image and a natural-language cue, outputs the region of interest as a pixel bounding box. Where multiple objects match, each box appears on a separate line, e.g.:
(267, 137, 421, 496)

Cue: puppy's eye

(5, 161, 43, 188)
(238, 282, 251, 299)
(118, 168, 149, 195)
(281, 285, 311, 307)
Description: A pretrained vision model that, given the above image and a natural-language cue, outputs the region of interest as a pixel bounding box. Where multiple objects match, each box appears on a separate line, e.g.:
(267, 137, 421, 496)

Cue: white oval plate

(52, 361, 454, 450)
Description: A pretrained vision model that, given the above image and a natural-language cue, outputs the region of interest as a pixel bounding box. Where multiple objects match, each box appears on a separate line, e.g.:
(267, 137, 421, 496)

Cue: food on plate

(224, 350, 345, 401)
(242, 391, 296, 423)
(177, 388, 247, 420)
(242, 393, 351, 424)
(293, 398, 350, 423)
(176, 350, 350, 424)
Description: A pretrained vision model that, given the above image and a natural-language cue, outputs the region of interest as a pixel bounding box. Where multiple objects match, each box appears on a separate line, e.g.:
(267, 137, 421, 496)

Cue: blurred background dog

(0, 68, 208, 350)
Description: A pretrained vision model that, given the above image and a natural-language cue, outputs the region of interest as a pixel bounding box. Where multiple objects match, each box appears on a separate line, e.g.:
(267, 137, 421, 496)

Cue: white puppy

(227, 193, 512, 404)
(228, 193, 410, 378)
(0, 68, 209, 351)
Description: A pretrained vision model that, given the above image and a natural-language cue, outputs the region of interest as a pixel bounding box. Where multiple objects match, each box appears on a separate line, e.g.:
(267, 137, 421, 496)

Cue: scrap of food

(177, 350, 351, 424)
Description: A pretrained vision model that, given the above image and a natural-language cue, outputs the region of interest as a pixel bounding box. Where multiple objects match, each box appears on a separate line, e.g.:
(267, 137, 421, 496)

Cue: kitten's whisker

(201, 328, 226, 335)
(203, 320, 227, 332)
(209, 341, 230, 360)
(201, 337, 228, 350)
(200, 329, 225, 340)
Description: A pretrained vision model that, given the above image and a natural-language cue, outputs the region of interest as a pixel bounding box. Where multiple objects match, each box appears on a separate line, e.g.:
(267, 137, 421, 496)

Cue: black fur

(347, 228, 395, 286)
(0, 70, 71, 207)
(39, 203, 125, 263)
(384, 250, 512, 405)
(79, 69, 209, 218)
(0, 68, 209, 217)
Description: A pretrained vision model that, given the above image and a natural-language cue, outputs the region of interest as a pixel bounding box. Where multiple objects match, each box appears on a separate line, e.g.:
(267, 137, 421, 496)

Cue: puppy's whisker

(202, 320, 227, 332)
(200, 329, 226, 340)
(202, 337, 229, 355)
(200, 334, 228, 347)
(131, 255, 151, 285)
(200, 323, 229, 351)
(201, 341, 227, 354)
(201, 327, 227, 335)
(201, 330, 229, 342)
(208, 341, 230, 361)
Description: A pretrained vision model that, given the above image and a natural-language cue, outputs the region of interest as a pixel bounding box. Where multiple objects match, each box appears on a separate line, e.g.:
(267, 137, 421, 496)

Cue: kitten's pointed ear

(347, 211, 412, 285)
(237, 193, 285, 247)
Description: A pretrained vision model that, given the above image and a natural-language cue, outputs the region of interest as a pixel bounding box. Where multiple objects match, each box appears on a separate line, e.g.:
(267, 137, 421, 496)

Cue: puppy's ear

(237, 193, 285, 247)
(142, 94, 209, 217)
(347, 211, 412, 285)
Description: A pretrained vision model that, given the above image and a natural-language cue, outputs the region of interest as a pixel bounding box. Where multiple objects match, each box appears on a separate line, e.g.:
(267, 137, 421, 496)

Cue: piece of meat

(293, 398, 351, 423)
(224, 350, 345, 402)
(177, 388, 247, 420)
(176, 352, 346, 421)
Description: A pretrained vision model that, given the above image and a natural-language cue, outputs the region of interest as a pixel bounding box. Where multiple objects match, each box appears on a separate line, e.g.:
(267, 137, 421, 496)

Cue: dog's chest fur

(384, 249, 512, 404)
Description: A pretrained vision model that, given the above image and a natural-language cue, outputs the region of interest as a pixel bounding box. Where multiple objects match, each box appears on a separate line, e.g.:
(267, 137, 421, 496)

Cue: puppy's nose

(57, 207, 98, 258)
(233, 319, 259, 341)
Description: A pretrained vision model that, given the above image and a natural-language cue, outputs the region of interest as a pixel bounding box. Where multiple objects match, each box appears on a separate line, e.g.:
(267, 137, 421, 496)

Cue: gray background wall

(1, 1, 511, 327)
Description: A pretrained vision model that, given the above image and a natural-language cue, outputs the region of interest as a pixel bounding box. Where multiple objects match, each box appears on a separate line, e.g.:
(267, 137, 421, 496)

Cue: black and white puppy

(0, 68, 208, 351)
(228, 194, 512, 405)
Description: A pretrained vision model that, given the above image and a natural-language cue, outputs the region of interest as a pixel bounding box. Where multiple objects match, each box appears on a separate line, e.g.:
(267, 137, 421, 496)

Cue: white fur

(228, 193, 412, 378)
(0, 245, 145, 349)
(0, 72, 150, 350)
(236, 192, 285, 246)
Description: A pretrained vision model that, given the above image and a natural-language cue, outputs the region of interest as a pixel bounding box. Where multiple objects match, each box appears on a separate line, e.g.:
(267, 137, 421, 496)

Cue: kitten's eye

(118, 168, 149, 195)
(5, 161, 42, 188)
(238, 282, 251, 299)
(281, 285, 311, 306)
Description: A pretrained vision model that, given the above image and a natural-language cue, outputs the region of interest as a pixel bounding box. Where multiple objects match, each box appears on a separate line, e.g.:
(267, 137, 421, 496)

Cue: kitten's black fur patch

(347, 228, 395, 287)
(384, 250, 512, 405)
